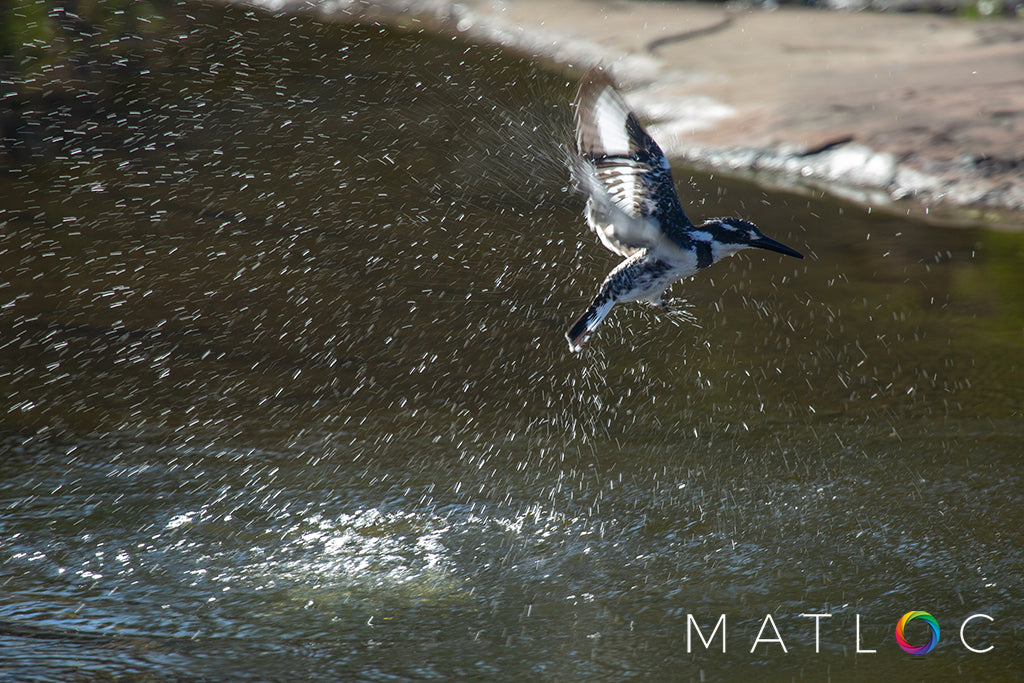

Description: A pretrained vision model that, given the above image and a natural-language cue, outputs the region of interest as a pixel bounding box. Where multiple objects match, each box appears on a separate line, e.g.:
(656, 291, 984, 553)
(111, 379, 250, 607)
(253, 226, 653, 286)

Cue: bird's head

(698, 218, 804, 261)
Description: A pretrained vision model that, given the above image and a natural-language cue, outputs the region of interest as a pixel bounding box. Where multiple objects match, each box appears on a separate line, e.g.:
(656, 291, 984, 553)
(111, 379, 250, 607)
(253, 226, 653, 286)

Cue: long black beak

(752, 235, 803, 259)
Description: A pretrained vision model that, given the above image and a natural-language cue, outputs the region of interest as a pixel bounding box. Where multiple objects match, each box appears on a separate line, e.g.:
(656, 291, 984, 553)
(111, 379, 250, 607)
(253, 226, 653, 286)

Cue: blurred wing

(574, 68, 692, 257)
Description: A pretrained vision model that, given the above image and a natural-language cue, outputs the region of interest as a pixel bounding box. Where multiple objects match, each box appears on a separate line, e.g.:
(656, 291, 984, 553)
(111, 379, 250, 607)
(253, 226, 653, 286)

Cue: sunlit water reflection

(1, 1, 1022, 679)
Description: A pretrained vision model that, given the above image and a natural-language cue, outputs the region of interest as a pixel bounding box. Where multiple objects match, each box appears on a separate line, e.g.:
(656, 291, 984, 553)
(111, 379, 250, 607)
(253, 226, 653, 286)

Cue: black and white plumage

(566, 68, 803, 352)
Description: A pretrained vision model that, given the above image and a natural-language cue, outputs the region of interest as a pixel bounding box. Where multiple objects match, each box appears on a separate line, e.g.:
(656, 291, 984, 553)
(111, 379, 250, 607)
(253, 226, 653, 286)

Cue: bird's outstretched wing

(574, 68, 693, 257)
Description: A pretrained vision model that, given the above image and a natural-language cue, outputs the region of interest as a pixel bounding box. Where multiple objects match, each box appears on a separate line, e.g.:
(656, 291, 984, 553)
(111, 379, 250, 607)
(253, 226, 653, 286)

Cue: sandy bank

(242, 0, 1024, 226)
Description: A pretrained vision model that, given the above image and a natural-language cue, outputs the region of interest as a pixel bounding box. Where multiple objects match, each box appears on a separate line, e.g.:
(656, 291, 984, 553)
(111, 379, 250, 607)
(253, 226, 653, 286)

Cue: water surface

(1, 2, 1022, 680)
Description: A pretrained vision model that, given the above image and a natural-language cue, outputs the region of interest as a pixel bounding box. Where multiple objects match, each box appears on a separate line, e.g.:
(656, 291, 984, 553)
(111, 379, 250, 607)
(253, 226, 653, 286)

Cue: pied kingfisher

(566, 68, 803, 352)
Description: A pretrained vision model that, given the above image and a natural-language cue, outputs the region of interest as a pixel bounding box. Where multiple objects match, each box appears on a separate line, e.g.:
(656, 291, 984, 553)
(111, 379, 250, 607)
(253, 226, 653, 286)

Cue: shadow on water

(1, 1, 1022, 679)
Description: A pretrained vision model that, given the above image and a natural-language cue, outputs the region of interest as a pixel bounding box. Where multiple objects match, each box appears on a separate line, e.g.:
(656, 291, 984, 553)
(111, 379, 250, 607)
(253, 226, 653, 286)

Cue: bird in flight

(566, 68, 803, 352)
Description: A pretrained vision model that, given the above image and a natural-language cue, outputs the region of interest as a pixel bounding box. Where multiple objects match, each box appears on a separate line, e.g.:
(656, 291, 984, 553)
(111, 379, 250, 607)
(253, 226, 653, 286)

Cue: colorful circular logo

(895, 611, 940, 654)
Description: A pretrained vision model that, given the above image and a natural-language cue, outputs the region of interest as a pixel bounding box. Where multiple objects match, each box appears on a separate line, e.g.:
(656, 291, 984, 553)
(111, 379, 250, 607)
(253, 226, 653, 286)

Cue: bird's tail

(566, 251, 650, 352)
(566, 298, 615, 352)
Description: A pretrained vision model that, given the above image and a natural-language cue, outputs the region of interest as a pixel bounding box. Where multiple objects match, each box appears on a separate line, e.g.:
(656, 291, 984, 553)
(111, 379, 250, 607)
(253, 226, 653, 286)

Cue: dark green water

(1, 2, 1022, 680)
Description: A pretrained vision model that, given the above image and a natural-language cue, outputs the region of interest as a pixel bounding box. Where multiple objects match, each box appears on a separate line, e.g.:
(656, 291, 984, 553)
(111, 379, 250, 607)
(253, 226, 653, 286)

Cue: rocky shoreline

(249, 0, 1024, 227)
